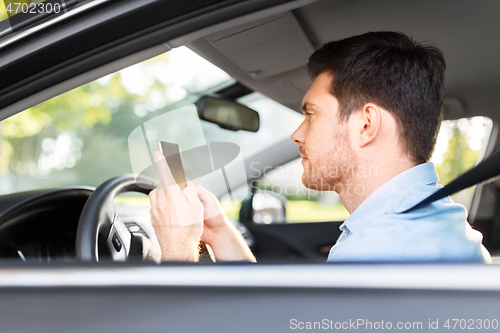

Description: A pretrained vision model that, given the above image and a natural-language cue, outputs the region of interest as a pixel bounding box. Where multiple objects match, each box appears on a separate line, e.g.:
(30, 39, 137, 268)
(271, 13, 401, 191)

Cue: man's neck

(339, 158, 418, 214)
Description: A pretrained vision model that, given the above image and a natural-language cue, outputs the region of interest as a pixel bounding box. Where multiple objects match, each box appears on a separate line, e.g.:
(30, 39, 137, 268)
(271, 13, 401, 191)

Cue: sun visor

(206, 12, 313, 80)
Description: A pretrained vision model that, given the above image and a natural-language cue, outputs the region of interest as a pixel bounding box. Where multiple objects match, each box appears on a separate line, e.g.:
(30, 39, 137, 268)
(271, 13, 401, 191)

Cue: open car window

(0, 46, 303, 194)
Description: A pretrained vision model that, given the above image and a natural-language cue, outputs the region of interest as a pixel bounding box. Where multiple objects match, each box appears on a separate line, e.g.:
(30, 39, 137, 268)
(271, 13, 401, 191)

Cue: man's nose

(291, 120, 306, 145)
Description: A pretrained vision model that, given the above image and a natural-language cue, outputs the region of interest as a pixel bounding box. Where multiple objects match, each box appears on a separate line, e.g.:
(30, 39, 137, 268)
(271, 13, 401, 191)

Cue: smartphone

(158, 140, 187, 189)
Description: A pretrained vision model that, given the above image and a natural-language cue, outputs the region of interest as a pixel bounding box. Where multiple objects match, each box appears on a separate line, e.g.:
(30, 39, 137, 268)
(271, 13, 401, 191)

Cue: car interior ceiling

(187, 0, 500, 122)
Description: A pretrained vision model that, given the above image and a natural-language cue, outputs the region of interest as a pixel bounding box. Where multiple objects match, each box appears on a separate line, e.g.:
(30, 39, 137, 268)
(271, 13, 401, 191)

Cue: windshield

(0, 46, 303, 194)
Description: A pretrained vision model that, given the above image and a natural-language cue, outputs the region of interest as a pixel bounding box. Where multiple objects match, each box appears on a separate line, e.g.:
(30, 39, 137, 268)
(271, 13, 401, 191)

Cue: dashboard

(0, 186, 254, 263)
(0, 188, 93, 262)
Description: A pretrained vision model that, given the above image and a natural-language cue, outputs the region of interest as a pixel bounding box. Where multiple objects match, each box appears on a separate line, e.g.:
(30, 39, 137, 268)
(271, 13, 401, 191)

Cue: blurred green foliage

(435, 125, 480, 185)
(0, 53, 180, 191)
(0, 1, 7, 21)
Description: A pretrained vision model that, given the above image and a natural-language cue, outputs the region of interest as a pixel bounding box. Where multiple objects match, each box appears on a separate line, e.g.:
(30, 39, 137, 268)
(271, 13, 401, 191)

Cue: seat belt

(403, 148, 500, 213)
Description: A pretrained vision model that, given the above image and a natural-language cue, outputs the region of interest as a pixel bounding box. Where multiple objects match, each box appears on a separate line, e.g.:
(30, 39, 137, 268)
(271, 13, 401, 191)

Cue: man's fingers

(149, 189, 159, 222)
(149, 187, 168, 218)
(193, 183, 206, 194)
(194, 184, 215, 203)
(149, 188, 158, 208)
(184, 183, 203, 209)
(155, 151, 169, 190)
(183, 183, 202, 208)
(155, 151, 182, 198)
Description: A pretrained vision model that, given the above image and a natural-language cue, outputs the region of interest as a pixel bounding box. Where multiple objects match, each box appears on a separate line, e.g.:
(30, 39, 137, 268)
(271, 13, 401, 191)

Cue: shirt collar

(340, 162, 439, 234)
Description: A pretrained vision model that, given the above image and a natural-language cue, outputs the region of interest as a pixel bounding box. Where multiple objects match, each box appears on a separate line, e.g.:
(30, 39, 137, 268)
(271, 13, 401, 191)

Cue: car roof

(0, 0, 292, 119)
(188, 0, 500, 126)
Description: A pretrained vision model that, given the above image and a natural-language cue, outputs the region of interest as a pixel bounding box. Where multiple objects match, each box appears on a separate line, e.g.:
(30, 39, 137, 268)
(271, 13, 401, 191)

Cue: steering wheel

(76, 174, 160, 262)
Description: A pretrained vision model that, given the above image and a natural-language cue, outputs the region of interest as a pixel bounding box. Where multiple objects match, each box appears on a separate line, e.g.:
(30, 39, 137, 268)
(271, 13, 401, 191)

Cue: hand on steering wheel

(76, 174, 160, 262)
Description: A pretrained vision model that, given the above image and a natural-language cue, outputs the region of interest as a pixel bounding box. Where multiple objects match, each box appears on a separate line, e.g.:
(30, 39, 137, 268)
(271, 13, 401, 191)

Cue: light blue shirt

(327, 162, 491, 262)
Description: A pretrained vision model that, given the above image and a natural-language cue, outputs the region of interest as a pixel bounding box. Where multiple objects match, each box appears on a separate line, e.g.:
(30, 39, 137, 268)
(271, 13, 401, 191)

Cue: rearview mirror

(196, 95, 260, 132)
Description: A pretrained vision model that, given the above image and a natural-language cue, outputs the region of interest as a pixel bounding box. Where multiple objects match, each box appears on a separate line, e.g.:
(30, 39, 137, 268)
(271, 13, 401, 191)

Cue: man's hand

(194, 184, 256, 262)
(149, 151, 203, 262)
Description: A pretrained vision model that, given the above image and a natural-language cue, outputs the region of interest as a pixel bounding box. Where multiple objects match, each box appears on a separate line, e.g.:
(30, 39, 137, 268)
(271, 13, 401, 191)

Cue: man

(149, 31, 490, 262)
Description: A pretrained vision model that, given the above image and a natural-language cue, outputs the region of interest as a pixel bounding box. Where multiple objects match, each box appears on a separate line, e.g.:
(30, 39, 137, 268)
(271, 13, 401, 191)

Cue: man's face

(291, 72, 358, 191)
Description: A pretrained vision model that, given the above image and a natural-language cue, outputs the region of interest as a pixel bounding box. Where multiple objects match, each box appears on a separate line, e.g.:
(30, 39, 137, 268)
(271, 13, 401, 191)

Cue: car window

(0, 46, 303, 195)
(433, 116, 494, 208)
(225, 116, 494, 223)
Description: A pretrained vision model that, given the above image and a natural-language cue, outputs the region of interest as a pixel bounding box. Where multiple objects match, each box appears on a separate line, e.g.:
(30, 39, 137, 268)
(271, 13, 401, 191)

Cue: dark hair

(307, 31, 446, 163)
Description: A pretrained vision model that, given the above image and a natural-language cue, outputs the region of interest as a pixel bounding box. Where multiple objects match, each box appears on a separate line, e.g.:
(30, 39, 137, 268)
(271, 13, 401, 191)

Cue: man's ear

(356, 103, 382, 148)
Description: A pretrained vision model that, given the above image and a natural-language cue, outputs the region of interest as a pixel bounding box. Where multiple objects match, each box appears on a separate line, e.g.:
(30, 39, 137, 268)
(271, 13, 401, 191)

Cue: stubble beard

(301, 130, 358, 193)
